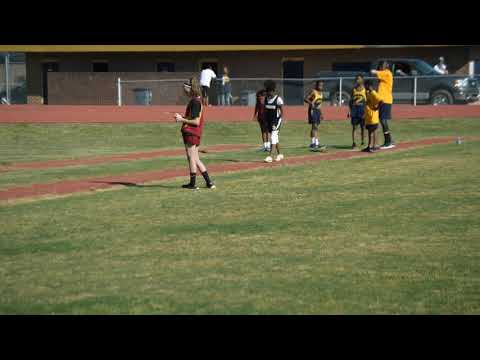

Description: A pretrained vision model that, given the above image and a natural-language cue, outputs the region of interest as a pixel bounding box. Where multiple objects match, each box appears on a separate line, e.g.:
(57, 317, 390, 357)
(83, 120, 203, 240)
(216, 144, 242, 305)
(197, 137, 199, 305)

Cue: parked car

(314, 58, 479, 105)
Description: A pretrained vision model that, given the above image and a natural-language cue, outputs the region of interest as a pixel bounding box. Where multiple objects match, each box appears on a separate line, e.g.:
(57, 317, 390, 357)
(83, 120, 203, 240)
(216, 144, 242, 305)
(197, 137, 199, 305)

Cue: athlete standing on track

(263, 80, 285, 163)
(371, 61, 395, 149)
(304, 80, 327, 151)
(253, 88, 270, 152)
(348, 74, 366, 149)
(175, 77, 216, 190)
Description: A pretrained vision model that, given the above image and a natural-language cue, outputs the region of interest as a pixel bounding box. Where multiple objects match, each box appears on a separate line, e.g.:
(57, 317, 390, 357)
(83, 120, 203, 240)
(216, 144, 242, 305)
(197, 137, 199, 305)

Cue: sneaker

(380, 143, 395, 150)
(318, 144, 327, 151)
(182, 183, 199, 190)
(361, 147, 373, 153)
(275, 154, 284, 162)
(207, 183, 216, 189)
(264, 156, 273, 163)
(309, 143, 316, 150)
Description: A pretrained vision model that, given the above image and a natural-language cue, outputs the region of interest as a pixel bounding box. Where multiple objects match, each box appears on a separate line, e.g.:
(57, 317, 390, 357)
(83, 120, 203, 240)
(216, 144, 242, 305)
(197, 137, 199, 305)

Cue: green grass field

(0, 118, 479, 314)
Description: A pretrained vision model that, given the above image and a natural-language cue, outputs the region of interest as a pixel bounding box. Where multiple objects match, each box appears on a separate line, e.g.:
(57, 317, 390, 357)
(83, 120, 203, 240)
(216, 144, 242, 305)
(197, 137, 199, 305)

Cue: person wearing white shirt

(199, 66, 217, 106)
(434, 57, 449, 75)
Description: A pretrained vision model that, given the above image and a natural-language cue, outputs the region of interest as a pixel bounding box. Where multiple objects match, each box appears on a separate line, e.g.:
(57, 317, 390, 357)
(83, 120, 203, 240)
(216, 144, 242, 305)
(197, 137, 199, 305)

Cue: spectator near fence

(219, 66, 233, 106)
(200, 65, 217, 106)
(433, 57, 449, 75)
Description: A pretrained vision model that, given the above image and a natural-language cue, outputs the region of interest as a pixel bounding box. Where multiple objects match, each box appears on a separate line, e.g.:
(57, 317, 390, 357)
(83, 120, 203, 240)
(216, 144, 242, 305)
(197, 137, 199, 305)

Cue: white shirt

(434, 63, 448, 75)
(200, 68, 217, 87)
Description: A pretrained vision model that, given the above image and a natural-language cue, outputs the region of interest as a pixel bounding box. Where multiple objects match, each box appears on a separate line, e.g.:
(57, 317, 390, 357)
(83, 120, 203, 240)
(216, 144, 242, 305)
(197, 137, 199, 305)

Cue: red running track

(0, 105, 479, 123)
(0, 144, 251, 172)
(0, 137, 457, 202)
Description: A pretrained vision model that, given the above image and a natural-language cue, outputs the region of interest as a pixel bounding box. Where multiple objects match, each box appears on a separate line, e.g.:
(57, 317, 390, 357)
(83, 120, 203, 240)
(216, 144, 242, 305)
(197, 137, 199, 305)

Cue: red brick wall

(47, 72, 196, 105)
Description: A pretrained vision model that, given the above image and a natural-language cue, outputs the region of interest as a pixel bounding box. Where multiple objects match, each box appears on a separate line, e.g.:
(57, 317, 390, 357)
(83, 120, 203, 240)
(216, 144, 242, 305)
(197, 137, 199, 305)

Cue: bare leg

(192, 146, 207, 173)
(186, 144, 198, 174)
(275, 143, 281, 156)
(262, 131, 269, 143)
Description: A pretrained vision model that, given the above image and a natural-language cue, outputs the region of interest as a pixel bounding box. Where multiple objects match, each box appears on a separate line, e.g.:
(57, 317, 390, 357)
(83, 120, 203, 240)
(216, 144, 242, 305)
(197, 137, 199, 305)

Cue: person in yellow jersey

(371, 60, 395, 149)
(361, 80, 381, 153)
(347, 74, 366, 149)
(304, 80, 327, 151)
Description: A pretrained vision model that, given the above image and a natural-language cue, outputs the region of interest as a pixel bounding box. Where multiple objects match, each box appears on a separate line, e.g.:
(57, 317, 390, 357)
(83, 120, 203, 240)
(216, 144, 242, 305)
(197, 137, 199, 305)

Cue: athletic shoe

(275, 154, 284, 162)
(182, 184, 199, 190)
(206, 183, 216, 189)
(309, 143, 316, 150)
(318, 144, 327, 151)
(361, 147, 373, 153)
(264, 156, 273, 163)
(380, 143, 395, 150)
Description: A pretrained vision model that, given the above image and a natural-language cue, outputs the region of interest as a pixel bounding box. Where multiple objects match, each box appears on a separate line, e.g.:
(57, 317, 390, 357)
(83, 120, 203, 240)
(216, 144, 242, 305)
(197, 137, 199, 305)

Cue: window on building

(332, 62, 371, 72)
(157, 62, 175, 72)
(92, 62, 109, 72)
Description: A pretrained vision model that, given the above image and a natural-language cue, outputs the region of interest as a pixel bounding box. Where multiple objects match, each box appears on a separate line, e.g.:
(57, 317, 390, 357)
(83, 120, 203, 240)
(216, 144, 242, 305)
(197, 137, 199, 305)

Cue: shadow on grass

(328, 145, 356, 150)
(90, 181, 179, 189)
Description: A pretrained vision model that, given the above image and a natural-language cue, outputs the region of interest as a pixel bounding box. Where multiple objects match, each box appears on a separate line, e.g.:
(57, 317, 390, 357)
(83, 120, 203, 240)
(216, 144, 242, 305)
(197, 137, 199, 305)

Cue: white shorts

(271, 130, 280, 145)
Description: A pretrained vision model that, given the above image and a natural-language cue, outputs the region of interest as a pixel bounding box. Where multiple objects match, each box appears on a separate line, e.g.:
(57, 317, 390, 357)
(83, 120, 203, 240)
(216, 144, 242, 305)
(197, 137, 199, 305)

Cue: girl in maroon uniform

(174, 77, 215, 190)
(253, 89, 270, 151)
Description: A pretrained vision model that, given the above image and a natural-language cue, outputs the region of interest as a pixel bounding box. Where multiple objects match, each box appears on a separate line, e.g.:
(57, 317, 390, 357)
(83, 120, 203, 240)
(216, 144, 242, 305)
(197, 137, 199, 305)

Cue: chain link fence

(118, 75, 479, 107)
(0, 53, 27, 105)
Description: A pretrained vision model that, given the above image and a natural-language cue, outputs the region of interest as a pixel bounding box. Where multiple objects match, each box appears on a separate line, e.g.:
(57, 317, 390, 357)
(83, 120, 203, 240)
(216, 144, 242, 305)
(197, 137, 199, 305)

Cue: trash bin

(133, 88, 152, 105)
(240, 90, 256, 106)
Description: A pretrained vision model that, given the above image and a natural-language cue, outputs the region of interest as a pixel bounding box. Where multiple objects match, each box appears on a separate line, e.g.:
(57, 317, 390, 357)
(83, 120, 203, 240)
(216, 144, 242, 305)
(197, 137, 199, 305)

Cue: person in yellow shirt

(347, 74, 366, 149)
(371, 61, 395, 149)
(362, 80, 381, 153)
(304, 80, 327, 151)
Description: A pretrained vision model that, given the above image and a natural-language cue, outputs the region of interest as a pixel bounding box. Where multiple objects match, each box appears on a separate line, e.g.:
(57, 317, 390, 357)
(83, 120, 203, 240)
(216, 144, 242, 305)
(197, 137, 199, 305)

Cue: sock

(267, 142, 271, 148)
(264, 142, 268, 149)
(201, 171, 212, 185)
(384, 133, 391, 144)
(315, 138, 319, 146)
(189, 173, 196, 186)
(311, 137, 316, 144)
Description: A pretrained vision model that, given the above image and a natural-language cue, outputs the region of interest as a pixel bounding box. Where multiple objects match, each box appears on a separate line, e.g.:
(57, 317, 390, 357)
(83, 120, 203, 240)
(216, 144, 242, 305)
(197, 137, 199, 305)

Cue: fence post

(5, 53, 11, 104)
(117, 77, 122, 106)
(338, 77, 343, 106)
(413, 76, 417, 106)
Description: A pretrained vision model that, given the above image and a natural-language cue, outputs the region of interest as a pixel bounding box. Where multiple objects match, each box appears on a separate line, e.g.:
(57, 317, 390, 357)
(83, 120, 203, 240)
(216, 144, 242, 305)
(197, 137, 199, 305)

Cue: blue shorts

(308, 108, 322, 124)
(351, 117, 365, 127)
(379, 103, 392, 121)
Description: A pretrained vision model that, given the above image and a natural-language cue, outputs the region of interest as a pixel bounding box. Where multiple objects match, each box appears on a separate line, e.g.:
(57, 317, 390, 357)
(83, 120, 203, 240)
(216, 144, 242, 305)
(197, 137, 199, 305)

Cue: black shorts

(308, 107, 322, 124)
(257, 116, 268, 132)
(365, 124, 378, 131)
(267, 118, 282, 133)
(379, 103, 392, 121)
(351, 117, 365, 127)
(201, 86, 209, 98)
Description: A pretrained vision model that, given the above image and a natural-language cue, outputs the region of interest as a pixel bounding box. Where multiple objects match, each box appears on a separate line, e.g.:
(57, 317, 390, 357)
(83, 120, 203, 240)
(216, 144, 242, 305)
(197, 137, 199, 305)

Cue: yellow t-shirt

(365, 90, 381, 125)
(351, 86, 366, 105)
(309, 89, 323, 108)
(376, 69, 393, 104)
